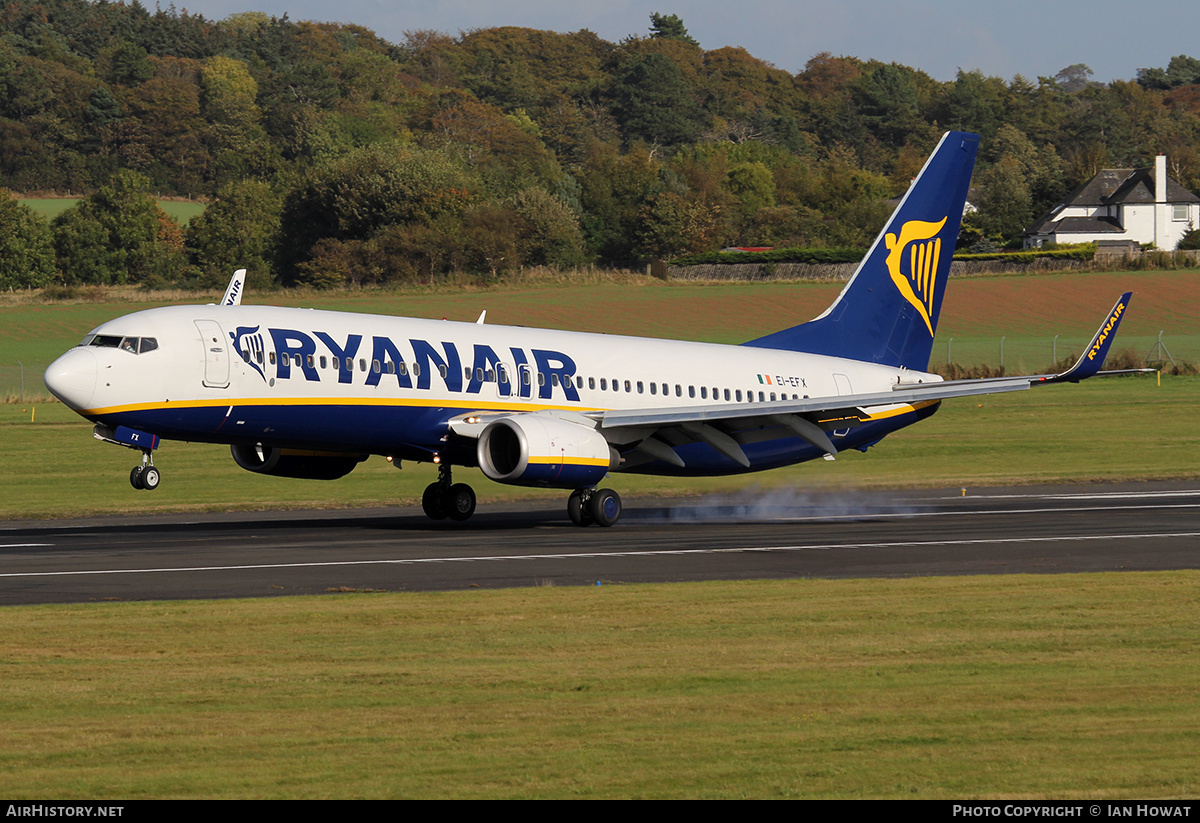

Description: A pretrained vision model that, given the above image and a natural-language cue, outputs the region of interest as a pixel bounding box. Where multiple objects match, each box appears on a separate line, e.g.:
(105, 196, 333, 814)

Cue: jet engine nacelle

(477, 414, 618, 488)
(230, 443, 366, 480)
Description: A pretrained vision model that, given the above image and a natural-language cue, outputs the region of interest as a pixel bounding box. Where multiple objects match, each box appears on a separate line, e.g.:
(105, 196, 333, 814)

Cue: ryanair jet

(43, 132, 1139, 527)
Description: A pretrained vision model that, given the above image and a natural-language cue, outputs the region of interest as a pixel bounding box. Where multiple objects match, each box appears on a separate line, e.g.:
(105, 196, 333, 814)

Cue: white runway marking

(2, 532, 1197, 579)
(939, 489, 1200, 501)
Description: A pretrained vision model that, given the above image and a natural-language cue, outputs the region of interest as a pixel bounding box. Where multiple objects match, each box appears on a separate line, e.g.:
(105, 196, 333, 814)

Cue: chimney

(1156, 153, 1167, 203)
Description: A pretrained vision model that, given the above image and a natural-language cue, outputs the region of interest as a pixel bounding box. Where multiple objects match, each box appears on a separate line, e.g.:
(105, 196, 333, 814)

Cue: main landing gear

(129, 450, 160, 491)
(567, 487, 622, 527)
(421, 463, 477, 522)
(418, 467, 622, 527)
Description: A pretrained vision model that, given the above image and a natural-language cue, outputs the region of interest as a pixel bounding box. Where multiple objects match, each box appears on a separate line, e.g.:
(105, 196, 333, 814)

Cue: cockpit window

(87, 335, 157, 354)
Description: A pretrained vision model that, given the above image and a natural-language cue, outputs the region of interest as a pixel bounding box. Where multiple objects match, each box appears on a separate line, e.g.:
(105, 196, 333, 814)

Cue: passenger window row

(248, 348, 808, 403)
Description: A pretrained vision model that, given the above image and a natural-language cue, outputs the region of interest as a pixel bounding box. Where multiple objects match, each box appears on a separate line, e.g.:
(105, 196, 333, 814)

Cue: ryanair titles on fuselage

(231, 324, 582, 402)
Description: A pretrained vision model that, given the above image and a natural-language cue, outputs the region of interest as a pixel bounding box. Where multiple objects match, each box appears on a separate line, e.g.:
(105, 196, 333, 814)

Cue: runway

(1, 481, 1198, 605)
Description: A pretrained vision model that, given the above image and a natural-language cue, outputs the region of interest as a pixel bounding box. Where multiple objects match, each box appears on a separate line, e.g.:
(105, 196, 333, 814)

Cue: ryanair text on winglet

(1087, 300, 1126, 361)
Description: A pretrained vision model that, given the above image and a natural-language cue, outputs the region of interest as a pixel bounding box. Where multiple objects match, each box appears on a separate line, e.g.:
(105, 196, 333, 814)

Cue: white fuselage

(47, 303, 936, 474)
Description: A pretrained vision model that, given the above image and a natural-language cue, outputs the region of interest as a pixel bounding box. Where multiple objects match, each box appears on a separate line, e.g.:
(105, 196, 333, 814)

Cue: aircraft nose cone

(44, 348, 98, 410)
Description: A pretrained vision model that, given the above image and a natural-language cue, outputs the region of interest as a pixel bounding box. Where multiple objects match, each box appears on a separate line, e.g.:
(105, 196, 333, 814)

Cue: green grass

(1, 573, 1197, 798)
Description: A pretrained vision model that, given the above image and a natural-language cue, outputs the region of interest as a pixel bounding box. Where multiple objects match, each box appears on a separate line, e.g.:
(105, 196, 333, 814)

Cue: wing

(448, 294, 1147, 472)
(597, 292, 1146, 466)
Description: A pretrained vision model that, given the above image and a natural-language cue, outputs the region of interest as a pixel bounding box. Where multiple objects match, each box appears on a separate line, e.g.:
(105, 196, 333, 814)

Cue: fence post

(1145, 330, 1177, 367)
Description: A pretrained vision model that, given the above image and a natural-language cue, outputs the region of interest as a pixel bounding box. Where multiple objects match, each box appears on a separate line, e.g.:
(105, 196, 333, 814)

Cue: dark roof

(1059, 166, 1199, 207)
(1050, 215, 1124, 234)
(1063, 168, 1136, 205)
(1108, 168, 1199, 204)
(1027, 214, 1123, 236)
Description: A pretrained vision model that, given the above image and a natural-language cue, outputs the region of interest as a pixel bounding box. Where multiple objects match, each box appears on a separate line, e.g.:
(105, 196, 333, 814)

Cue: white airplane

(44, 131, 1139, 527)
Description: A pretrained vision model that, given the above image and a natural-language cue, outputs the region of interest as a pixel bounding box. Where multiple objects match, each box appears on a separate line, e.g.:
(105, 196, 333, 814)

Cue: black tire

(140, 466, 160, 491)
(130, 466, 144, 490)
(567, 489, 593, 527)
(446, 483, 476, 521)
(589, 488, 621, 527)
(422, 483, 448, 520)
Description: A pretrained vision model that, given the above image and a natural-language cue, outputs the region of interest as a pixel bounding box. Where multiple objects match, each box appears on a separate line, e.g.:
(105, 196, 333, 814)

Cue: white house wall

(1125, 204, 1155, 244)
(1161, 203, 1200, 249)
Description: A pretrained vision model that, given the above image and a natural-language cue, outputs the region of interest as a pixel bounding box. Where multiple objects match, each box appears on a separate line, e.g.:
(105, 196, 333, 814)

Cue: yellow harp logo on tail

(884, 217, 947, 336)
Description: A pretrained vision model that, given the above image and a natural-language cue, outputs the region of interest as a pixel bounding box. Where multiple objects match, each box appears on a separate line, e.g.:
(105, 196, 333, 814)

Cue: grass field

(1, 573, 1197, 798)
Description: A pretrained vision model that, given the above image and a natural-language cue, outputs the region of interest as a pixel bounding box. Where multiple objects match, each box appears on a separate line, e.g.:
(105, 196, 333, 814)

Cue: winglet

(221, 269, 247, 306)
(1041, 292, 1133, 384)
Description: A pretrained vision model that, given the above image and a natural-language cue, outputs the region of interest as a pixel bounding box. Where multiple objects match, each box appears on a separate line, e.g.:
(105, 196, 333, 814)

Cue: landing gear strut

(422, 463, 476, 522)
(567, 487, 621, 527)
(129, 450, 160, 491)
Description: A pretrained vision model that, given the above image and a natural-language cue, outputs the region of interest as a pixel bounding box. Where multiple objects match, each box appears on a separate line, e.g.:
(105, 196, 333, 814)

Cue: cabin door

(196, 319, 230, 389)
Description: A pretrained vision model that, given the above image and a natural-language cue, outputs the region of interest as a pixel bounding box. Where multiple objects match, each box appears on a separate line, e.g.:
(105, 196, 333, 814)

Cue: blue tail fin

(745, 131, 980, 370)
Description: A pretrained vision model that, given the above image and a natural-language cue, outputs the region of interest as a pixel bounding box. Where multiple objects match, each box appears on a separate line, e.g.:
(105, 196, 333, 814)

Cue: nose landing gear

(92, 424, 162, 492)
(129, 451, 160, 491)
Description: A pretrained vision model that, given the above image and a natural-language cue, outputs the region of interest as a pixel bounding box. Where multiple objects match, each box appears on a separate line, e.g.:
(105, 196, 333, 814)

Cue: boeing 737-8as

(43, 131, 1138, 526)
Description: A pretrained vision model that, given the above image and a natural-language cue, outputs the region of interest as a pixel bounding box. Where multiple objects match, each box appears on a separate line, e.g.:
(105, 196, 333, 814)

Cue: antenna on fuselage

(476, 310, 487, 324)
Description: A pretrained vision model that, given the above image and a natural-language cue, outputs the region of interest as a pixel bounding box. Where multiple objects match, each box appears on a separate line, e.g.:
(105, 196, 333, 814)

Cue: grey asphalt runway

(1, 481, 1198, 605)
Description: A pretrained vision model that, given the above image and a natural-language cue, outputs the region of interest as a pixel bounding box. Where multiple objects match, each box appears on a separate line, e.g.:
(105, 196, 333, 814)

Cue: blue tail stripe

(744, 131, 980, 370)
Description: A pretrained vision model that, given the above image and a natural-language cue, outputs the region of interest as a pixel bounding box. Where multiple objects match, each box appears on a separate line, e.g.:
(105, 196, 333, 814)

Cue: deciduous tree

(0, 189, 56, 289)
(186, 180, 281, 290)
(51, 169, 185, 285)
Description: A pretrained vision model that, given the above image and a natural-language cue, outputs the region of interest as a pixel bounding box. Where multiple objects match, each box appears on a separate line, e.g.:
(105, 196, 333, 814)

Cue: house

(1024, 155, 1200, 250)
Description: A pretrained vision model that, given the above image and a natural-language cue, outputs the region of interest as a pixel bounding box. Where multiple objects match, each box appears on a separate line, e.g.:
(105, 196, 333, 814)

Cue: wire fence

(0, 361, 53, 402)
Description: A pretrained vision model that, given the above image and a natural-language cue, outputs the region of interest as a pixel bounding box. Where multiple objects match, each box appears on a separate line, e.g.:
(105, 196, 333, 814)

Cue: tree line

(3, 1, 1200, 291)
